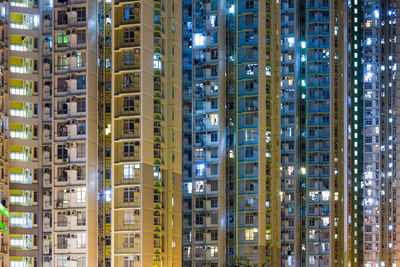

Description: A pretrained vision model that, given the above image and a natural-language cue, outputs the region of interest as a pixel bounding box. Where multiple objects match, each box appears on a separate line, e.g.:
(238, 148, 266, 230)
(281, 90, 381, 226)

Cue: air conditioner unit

(134, 48, 140, 54)
(132, 187, 139, 192)
(134, 233, 140, 238)
(133, 210, 140, 215)
(133, 256, 140, 261)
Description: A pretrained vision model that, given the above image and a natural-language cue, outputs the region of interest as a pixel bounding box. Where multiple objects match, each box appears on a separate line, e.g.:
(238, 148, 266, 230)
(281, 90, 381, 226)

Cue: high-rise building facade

(280, 0, 354, 266)
(362, 1, 400, 266)
(111, 0, 182, 266)
(181, 0, 281, 266)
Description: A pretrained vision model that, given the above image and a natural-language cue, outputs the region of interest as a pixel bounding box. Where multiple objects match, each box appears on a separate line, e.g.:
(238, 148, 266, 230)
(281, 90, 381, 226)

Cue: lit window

(193, 33, 206, 46)
(194, 181, 204, 192)
(76, 188, 86, 203)
(123, 233, 135, 248)
(77, 233, 86, 248)
(123, 5, 135, 20)
(210, 246, 218, 257)
(123, 210, 135, 225)
(123, 164, 139, 179)
(245, 229, 254, 240)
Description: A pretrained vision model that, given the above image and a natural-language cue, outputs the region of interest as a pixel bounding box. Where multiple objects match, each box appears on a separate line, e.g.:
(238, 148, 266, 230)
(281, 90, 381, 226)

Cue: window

(77, 211, 86, 226)
(77, 143, 86, 158)
(57, 11, 67, 25)
(210, 132, 218, 142)
(123, 210, 135, 225)
(123, 233, 135, 248)
(57, 256, 68, 267)
(210, 246, 218, 257)
(245, 229, 255, 240)
(194, 181, 204, 192)
(245, 213, 254, 224)
(123, 142, 135, 157)
(77, 75, 86, 90)
(245, 147, 254, 158)
(209, 114, 218, 126)
(123, 119, 135, 134)
(123, 51, 135, 65)
(210, 181, 218, 191)
(210, 49, 218, 60)
(57, 212, 68, 226)
(245, 180, 255, 191)
(210, 230, 218, 241)
(123, 96, 135, 111)
(245, 15, 254, 26)
(57, 32, 68, 47)
(124, 28, 135, 43)
(57, 145, 68, 159)
(123, 5, 135, 20)
(123, 164, 139, 179)
(123, 188, 135, 203)
(195, 231, 203, 241)
(245, 0, 255, 9)
(76, 7, 86, 22)
(57, 100, 68, 114)
(76, 98, 86, 113)
(76, 188, 86, 203)
(76, 30, 86, 44)
(57, 122, 68, 137)
(195, 214, 203, 225)
(123, 73, 136, 88)
(57, 234, 68, 249)
(77, 233, 86, 248)
(76, 52, 86, 67)
(195, 198, 203, 209)
(77, 166, 86, 181)
(77, 120, 86, 135)
(211, 198, 218, 208)
(123, 256, 135, 267)
(57, 167, 68, 182)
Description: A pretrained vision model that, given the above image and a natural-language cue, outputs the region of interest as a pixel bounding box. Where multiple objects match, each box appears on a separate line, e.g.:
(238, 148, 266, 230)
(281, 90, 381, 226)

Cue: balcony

(54, 211, 86, 231)
(9, 102, 37, 119)
(10, 146, 37, 162)
(10, 0, 38, 8)
(10, 124, 38, 140)
(10, 80, 37, 96)
(10, 13, 40, 30)
(54, 232, 86, 254)
(10, 36, 38, 53)
(54, 188, 87, 209)
(10, 57, 38, 74)
(10, 212, 36, 228)
(10, 234, 37, 250)
(10, 190, 37, 206)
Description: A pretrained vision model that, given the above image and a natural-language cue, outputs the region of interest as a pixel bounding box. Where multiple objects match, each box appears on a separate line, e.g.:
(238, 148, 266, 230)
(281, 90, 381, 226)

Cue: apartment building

(280, 0, 354, 266)
(181, 0, 281, 266)
(111, 0, 182, 266)
(362, 1, 400, 266)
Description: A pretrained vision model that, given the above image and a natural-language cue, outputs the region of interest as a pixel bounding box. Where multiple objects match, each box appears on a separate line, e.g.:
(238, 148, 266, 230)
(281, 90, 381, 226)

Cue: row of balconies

(53, 142, 86, 164)
(10, 13, 40, 31)
(54, 53, 86, 74)
(54, 99, 85, 119)
(54, 210, 86, 231)
(54, 120, 86, 141)
(54, 232, 86, 254)
(54, 31, 87, 52)
(54, 189, 86, 209)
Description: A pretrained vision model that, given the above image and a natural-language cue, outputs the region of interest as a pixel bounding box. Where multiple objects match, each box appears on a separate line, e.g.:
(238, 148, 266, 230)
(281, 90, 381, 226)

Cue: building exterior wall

(181, 0, 281, 266)
(111, 0, 182, 266)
